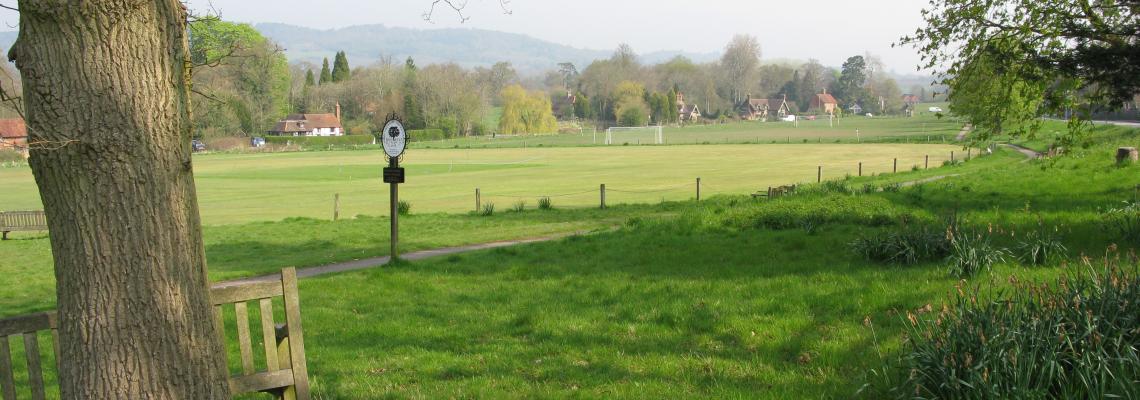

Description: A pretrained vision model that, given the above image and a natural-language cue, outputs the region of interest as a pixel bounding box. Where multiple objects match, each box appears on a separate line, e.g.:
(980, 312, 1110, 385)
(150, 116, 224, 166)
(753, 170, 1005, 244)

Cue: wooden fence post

(967, 148, 972, 160)
(893, 158, 898, 173)
(925, 155, 929, 169)
(858, 162, 862, 177)
(817, 166, 822, 183)
(696, 178, 701, 202)
(951, 151, 955, 163)
(767, 186, 772, 200)
(475, 188, 481, 212)
(333, 193, 340, 221)
(600, 184, 606, 209)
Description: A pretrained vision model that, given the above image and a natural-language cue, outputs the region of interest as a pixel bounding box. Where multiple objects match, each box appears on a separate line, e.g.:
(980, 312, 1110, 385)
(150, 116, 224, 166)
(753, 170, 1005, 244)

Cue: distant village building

(901, 94, 920, 106)
(808, 91, 839, 114)
(267, 103, 344, 137)
(0, 118, 28, 159)
(848, 103, 864, 115)
(739, 95, 770, 121)
(676, 92, 702, 122)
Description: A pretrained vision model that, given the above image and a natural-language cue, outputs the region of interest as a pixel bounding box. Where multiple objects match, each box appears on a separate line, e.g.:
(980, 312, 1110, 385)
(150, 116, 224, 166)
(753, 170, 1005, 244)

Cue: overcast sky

(2, 0, 930, 73)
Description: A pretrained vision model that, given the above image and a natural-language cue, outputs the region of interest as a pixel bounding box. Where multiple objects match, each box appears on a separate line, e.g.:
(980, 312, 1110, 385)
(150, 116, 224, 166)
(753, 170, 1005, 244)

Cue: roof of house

(813, 93, 838, 105)
(269, 113, 341, 132)
(680, 104, 700, 115)
(0, 118, 27, 139)
(901, 94, 920, 103)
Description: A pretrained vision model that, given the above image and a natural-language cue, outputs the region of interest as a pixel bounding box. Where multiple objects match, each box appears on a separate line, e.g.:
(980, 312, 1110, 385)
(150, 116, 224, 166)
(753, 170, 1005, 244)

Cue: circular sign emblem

(381, 119, 407, 158)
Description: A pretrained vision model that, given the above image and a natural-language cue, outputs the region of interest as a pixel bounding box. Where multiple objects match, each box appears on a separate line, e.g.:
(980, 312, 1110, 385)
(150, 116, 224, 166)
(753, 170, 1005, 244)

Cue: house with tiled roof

(675, 92, 702, 122)
(738, 95, 770, 121)
(267, 103, 344, 137)
(808, 91, 839, 114)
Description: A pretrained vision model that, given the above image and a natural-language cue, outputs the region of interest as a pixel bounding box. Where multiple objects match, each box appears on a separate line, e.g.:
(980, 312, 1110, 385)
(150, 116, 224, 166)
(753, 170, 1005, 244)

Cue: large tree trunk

(10, 1, 229, 398)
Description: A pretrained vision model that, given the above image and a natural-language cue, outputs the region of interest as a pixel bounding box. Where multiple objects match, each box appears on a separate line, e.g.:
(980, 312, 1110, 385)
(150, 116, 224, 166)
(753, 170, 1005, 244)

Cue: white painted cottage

(267, 103, 344, 137)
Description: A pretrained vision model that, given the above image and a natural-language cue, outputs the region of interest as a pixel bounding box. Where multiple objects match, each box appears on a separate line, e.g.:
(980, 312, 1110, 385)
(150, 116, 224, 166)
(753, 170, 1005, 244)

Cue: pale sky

(2, 0, 930, 73)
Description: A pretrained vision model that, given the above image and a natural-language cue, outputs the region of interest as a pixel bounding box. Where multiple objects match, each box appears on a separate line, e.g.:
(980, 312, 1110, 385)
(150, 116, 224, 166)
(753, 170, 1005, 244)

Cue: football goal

(605, 126, 663, 145)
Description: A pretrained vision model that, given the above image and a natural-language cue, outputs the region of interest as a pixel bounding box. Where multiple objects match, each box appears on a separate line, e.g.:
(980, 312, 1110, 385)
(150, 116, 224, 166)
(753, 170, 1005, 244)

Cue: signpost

(381, 117, 407, 259)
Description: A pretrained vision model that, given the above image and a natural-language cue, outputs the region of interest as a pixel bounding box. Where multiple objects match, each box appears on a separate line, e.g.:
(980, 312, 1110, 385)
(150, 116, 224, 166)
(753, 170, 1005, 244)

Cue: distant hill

(254, 23, 719, 73)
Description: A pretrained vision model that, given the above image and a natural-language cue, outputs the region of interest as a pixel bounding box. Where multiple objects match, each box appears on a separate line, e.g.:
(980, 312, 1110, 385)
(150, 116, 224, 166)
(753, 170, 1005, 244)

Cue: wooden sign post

(381, 117, 407, 259)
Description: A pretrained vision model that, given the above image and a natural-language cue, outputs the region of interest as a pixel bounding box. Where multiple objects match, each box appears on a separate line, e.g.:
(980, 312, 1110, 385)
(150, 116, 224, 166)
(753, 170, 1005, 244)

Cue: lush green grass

(0, 143, 962, 224)
(2, 122, 1135, 398)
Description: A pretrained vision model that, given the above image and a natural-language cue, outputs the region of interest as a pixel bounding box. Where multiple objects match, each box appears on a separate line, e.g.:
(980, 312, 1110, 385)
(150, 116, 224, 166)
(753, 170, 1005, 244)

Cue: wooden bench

(0, 211, 47, 240)
(0, 267, 311, 400)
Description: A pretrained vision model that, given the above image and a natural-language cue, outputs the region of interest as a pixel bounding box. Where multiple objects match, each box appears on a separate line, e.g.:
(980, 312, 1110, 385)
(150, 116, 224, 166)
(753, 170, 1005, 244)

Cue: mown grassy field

(0, 143, 961, 224)
(413, 112, 964, 149)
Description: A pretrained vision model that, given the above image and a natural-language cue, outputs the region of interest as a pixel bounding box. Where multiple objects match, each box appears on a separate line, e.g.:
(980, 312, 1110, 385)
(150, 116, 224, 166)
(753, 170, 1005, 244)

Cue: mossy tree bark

(9, 1, 229, 398)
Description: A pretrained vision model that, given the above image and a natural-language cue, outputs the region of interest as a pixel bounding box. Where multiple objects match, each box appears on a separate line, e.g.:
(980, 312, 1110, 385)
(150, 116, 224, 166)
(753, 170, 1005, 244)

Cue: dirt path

(1001, 143, 1043, 160)
(955, 124, 971, 141)
(213, 233, 581, 288)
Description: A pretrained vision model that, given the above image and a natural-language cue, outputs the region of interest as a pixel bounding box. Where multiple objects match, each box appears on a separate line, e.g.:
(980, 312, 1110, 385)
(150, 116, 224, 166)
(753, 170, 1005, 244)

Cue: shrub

(1015, 223, 1066, 265)
(408, 129, 447, 141)
(850, 226, 951, 264)
(511, 200, 526, 212)
(1104, 201, 1140, 245)
(479, 202, 495, 216)
(263, 135, 374, 147)
(537, 197, 553, 210)
(947, 230, 1011, 277)
(397, 200, 411, 215)
(882, 183, 902, 193)
(892, 254, 1140, 399)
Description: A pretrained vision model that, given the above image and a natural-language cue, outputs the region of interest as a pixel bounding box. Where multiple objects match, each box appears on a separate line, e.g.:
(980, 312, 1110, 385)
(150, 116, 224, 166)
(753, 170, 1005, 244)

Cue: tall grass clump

(892, 251, 1140, 399)
(1104, 201, 1140, 245)
(511, 200, 526, 212)
(850, 226, 950, 265)
(1015, 222, 1066, 265)
(397, 200, 412, 215)
(479, 202, 495, 216)
(947, 229, 1011, 277)
(537, 197, 553, 210)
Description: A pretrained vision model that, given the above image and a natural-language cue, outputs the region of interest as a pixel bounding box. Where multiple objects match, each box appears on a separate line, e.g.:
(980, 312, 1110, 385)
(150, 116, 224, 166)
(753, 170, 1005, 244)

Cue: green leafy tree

(189, 19, 290, 136)
(319, 57, 332, 85)
(332, 51, 351, 82)
(499, 85, 558, 134)
(900, 0, 1139, 137)
(574, 91, 593, 120)
(832, 56, 866, 107)
(304, 69, 315, 86)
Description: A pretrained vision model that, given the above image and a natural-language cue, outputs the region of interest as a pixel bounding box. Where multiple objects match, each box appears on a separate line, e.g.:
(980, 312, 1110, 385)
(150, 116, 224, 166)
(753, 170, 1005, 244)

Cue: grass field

(412, 113, 964, 149)
(2, 118, 1136, 398)
(0, 143, 962, 224)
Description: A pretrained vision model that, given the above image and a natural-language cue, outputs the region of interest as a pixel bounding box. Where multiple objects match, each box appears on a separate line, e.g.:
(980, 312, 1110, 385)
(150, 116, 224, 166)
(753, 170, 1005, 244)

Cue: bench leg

(2, 231, 8, 240)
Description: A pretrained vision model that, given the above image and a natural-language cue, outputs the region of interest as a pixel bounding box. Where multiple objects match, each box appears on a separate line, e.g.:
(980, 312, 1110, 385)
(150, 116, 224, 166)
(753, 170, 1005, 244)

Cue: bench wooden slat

(228, 369, 295, 394)
(234, 302, 254, 375)
(213, 305, 227, 373)
(24, 333, 44, 400)
(0, 337, 15, 400)
(0, 313, 55, 337)
(259, 298, 279, 371)
(211, 281, 284, 306)
(281, 268, 310, 400)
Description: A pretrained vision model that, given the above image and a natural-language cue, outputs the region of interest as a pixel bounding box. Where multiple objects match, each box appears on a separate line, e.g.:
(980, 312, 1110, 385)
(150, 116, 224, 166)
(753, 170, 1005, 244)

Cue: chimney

(335, 102, 341, 121)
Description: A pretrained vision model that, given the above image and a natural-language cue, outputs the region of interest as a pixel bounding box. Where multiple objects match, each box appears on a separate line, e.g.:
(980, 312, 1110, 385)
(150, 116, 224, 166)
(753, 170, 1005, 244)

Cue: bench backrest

(0, 267, 310, 400)
(0, 212, 47, 230)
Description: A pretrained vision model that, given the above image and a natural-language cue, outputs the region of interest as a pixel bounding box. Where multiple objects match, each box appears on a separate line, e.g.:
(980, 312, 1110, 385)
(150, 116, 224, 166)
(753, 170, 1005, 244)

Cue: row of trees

(189, 23, 929, 140)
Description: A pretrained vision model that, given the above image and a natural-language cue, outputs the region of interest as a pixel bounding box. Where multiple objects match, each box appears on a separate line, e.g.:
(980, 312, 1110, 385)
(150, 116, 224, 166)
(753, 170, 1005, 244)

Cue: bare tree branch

(423, 0, 512, 23)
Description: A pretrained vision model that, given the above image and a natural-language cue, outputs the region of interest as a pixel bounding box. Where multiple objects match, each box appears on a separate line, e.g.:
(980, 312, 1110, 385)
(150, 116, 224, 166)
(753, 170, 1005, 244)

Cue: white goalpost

(605, 126, 664, 145)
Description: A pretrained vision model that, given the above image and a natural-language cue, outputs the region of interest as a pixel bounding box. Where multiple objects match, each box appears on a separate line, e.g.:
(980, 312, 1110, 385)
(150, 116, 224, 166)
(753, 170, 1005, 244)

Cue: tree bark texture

(10, 1, 229, 398)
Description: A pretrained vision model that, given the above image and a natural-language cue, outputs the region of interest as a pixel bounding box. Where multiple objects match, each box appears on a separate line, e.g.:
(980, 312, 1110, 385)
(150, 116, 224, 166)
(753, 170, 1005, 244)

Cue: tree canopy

(901, 0, 1139, 139)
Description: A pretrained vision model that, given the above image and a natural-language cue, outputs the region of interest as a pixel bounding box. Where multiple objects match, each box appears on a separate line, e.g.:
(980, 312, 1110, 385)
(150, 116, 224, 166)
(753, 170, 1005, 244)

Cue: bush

(408, 129, 446, 141)
(537, 197, 553, 210)
(511, 200, 526, 212)
(850, 226, 951, 265)
(1104, 201, 1140, 245)
(0, 149, 24, 164)
(397, 200, 411, 215)
(479, 202, 495, 216)
(892, 254, 1140, 399)
(947, 230, 1011, 277)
